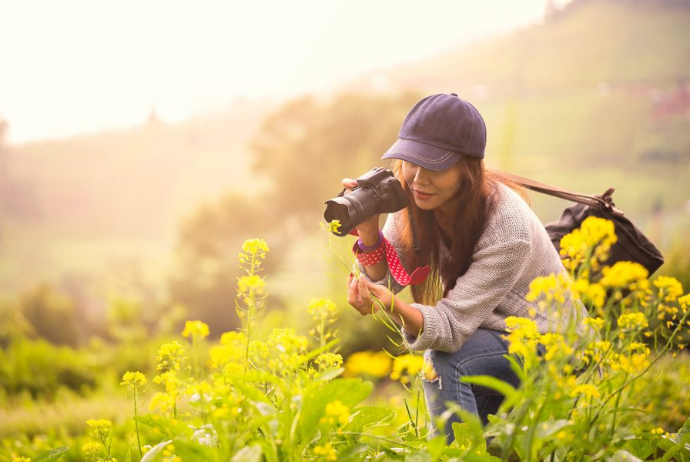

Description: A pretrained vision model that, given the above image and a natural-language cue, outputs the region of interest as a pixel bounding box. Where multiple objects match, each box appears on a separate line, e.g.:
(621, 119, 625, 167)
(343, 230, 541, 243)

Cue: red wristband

(353, 240, 385, 266)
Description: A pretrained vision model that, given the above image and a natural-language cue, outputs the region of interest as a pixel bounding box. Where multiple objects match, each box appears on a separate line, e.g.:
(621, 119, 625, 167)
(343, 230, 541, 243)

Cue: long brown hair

(392, 158, 529, 305)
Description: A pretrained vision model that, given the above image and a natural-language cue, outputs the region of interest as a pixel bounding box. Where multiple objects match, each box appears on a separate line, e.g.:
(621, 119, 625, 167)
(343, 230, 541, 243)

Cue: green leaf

(450, 414, 486, 455)
(298, 378, 373, 443)
(135, 414, 193, 438)
(405, 450, 433, 462)
(231, 444, 263, 462)
(32, 446, 69, 462)
(460, 375, 517, 404)
(341, 406, 394, 433)
(534, 419, 571, 439)
(333, 444, 370, 461)
(141, 439, 173, 462)
(314, 367, 344, 382)
(609, 450, 643, 462)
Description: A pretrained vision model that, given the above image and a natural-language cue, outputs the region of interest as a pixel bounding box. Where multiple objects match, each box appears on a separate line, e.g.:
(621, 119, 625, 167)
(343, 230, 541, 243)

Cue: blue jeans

(423, 328, 520, 442)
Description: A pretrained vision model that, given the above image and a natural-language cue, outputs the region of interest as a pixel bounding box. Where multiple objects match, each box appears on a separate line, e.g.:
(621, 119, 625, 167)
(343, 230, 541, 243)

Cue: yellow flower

(583, 317, 605, 331)
(120, 371, 147, 391)
(241, 238, 269, 255)
(600, 262, 649, 290)
(320, 400, 350, 426)
(653, 276, 684, 302)
(12, 458, 31, 462)
(82, 442, 103, 462)
(573, 279, 606, 309)
(343, 351, 392, 378)
(559, 216, 617, 271)
(156, 341, 187, 372)
(320, 220, 342, 234)
(313, 442, 338, 461)
(539, 333, 573, 362)
(314, 352, 343, 371)
(651, 427, 666, 436)
(504, 317, 542, 370)
(617, 312, 648, 330)
(182, 320, 210, 339)
(570, 383, 600, 399)
(86, 419, 112, 441)
(390, 354, 424, 383)
(237, 275, 266, 295)
(308, 298, 338, 322)
(220, 331, 246, 346)
(149, 391, 175, 414)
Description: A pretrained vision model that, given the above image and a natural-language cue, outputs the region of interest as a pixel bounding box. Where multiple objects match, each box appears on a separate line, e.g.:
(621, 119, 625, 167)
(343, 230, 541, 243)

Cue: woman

(344, 93, 584, 440)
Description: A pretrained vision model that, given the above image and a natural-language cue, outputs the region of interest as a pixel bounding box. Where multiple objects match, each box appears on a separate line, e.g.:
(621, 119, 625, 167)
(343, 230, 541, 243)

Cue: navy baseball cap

(382, 93, 486, 171)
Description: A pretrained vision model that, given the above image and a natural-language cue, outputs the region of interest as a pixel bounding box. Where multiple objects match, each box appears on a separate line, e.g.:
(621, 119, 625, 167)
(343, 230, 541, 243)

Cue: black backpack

(502, 172, 665, 276)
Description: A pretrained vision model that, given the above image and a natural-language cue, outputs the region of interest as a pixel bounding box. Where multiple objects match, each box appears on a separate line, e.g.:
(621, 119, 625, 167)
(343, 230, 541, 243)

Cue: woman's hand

(347, 274, 393, 316)
(341, 178, 380, 239)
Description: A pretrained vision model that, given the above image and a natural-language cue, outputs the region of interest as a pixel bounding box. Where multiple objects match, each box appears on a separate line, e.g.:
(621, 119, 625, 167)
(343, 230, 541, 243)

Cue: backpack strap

(499, 171, 625, 216)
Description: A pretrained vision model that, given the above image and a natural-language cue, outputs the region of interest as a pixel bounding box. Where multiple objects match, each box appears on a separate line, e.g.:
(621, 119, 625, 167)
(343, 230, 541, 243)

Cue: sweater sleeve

(403, 237, 532, 352)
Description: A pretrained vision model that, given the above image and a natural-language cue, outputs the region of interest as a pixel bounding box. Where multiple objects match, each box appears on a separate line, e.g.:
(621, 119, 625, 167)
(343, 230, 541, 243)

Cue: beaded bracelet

(357, 230, 383, 253)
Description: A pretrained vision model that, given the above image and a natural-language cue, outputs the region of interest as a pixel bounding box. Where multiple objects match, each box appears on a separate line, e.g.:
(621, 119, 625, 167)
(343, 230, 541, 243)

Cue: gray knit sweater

(366, 183, 586, 353)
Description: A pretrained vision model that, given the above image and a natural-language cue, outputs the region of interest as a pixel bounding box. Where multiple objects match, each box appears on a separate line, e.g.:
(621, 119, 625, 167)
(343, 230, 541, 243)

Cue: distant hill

(344, 0, 690, 226)
(1, 99, 276, 238)
(0, 98, 277, 291)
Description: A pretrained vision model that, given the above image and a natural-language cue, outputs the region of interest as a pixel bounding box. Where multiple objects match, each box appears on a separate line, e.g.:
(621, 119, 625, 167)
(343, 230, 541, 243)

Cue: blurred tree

(251, 92, 422, 226)
(0, 296, 34, 347)
(169, 192, 289, 335)
(20, 284, 81, 347)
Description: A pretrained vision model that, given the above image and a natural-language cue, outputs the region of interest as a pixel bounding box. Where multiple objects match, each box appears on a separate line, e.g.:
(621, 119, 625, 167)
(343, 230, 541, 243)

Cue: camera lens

(324, 189, 378, 236)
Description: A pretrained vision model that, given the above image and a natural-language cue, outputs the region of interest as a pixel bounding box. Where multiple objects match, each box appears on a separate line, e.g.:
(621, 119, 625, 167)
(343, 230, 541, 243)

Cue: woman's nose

(413, 166, 430, 184)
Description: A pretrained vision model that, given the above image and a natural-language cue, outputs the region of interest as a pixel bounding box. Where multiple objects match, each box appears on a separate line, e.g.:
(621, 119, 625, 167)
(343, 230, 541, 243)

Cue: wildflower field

(2, 217, 690, 462)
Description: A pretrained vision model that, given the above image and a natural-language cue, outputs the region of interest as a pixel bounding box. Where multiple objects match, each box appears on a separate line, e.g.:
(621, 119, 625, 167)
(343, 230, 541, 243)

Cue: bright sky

(0, 0, 565, 144)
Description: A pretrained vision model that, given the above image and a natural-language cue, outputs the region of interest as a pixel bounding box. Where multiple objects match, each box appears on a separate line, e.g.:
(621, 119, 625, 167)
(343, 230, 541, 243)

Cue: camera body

(324, 167, 408, 236)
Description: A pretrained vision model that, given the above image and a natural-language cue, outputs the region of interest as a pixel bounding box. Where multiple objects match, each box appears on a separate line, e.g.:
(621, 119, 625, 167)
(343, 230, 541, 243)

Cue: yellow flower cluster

(120, 371, 147, 391)
(559, 216, 617, 271)
(86, 419, 112, 440)
(320, 400, 350, 426)
(343, 350, 392, 378)
(653, 276, 684, 302)
(156, 341, 187, 372)
(504, 317, 542, 370)
(314, 352, 343, 371)
(82, 442, 103, 462)
(12, 457, 31, 462)
(572, 279, 607, 311)
(390, 354, 425, 384)
(267, 328, 309, 375)
(308, 298, 338, 323)
(539, 333, 574, 362)
(525, 273, 572, 317)
(241, 238, 269, 255)
(617, 312, 648, 331)
(320, 220, 342, 234)
(237, 275, 266, 295)
(611, 348, 651, 374)
(570, 383, 600, 399)
(600, 262, 649, 291)
(313, 442, 338, 461)
(182, 320, 210, 339)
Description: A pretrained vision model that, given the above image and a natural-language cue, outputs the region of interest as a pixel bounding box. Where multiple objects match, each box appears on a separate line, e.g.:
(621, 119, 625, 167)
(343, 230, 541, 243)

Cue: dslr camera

(324, 167, 408, 236)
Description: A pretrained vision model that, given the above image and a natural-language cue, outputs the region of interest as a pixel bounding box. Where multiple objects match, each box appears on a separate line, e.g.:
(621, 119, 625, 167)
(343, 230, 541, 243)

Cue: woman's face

(401, 160, 463, 214)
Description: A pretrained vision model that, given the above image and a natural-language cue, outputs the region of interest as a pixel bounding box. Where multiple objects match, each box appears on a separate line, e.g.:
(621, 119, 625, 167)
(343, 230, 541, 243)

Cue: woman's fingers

(341, 178, 358, 192)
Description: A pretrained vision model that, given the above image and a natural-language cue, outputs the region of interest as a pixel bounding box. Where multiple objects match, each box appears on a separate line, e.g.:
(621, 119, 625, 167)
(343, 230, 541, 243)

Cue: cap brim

(382, 138, 462, 172)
